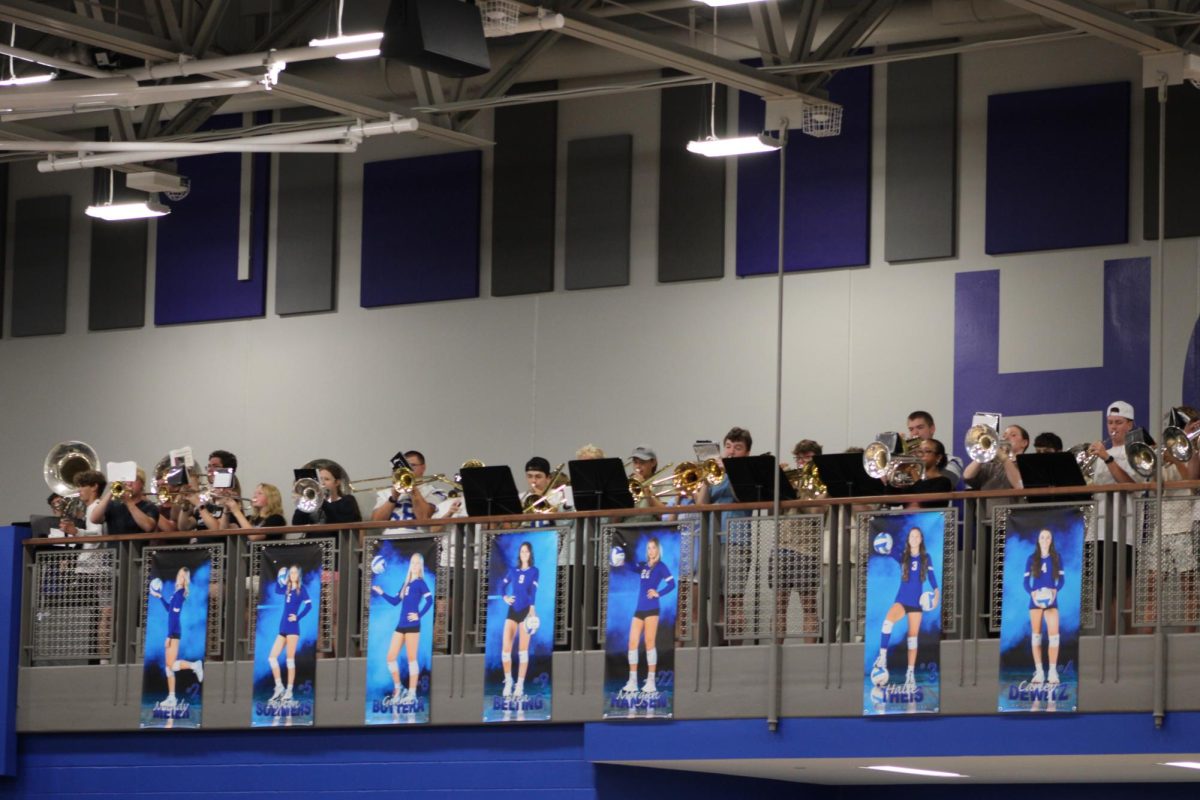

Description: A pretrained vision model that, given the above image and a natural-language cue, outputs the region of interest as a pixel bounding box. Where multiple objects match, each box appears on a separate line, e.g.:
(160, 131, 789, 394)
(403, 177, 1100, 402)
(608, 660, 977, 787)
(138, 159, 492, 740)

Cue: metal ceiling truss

(1001, 0, 1183, 53)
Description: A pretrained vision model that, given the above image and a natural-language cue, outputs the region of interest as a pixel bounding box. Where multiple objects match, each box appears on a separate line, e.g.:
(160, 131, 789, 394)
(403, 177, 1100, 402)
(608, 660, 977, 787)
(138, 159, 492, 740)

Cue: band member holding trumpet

(964, 425, 1029, 499)
(1089, 401, 1136, 486)
(222, 484, 287, 540)
(90, 467, 159, 534)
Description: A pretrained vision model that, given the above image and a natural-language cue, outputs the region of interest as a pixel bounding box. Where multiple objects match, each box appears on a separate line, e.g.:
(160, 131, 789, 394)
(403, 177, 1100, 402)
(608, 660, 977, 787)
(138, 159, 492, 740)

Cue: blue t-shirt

(710, 476, 752, 544)
(633, 560, 675, 614)
(503, 566, 539, 612)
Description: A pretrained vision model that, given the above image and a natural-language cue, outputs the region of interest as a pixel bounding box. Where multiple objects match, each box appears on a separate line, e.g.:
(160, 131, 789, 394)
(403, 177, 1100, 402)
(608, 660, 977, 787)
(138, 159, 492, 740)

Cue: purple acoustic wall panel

(154, 114, 269, 325)
(985, 82, 1129, 255)
(360, 150, 481, 307)
(736, 65, 872, 276)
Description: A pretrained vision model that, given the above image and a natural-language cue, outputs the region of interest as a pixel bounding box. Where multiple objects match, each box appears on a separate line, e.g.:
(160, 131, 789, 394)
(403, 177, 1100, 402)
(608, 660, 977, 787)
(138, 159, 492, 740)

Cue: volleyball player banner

(364, 538, 438, 725)
(140, 548, 212, 729)
(482, 529, 558, 723)
(998, 506, 1084, 713)
(602, 526, 680, 719)
(251, 544, 322, 727)
(863, 510, 946, 716)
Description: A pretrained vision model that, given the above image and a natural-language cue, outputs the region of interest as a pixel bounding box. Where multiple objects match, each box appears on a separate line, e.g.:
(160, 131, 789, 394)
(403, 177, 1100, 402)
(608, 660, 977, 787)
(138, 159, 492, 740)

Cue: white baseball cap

(1106, 400, 1134, 421)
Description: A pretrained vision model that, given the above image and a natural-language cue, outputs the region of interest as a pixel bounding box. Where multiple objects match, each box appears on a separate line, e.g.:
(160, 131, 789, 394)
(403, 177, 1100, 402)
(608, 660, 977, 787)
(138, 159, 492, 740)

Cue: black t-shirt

(291, 496, 362, 526)
(104, 499, 160, 534)
(253, 514, 287, 528)
(904, 476, 954, 508)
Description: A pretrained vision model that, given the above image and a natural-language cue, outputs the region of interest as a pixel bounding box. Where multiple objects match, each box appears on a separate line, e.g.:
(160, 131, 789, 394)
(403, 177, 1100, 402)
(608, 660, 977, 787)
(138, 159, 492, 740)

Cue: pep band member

(1024, 528, 1065, 686)
(223, 483, 287, 541)
(268, 565, 312, 702)
(620, 537, 675, 694)
(148, 567, 203, 709)
(500, 541, 539, 699)
(873, 527, 939, 688)
(372, 553, 433, 704)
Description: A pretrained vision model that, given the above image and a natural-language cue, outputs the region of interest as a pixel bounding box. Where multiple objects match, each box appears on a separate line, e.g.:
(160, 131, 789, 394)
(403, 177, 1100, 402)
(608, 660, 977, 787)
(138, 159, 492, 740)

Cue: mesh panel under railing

(30, 548, 117, 663)
(722, 516, 823, 641)
(248, 539, 337, 653)
(855, 509, 959, 636)
(360, 535, 450, 653)
(1134, 495, 1200, 628)
(990, 503, 1096, 633)
(598, 521, 700, 645)
(475, 527, 570, 649)
(137, 542, 226, 660)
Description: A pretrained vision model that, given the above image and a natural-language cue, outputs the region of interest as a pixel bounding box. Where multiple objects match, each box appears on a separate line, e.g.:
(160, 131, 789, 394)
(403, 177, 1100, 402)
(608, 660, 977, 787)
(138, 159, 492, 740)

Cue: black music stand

(1016, 453, 1089, 504)
(460, 466, 523, 517)
(722, 455, 797, 503)
(811, 453, 886, 498)
(568, 458, 634, 511)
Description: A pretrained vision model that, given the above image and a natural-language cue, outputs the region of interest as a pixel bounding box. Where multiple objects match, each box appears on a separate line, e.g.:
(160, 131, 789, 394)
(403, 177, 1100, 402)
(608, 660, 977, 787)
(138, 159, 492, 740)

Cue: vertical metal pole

(1153, 73, 1169, 729)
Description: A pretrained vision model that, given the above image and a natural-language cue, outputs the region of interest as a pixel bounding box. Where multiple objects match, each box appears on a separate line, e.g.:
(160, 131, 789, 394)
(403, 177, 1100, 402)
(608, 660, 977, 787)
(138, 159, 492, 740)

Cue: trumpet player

(963, 425, 1029, 499)
(370, 451, 438, 531)
(89, 467, 159, 534)
(1089, 401, 1136, 486)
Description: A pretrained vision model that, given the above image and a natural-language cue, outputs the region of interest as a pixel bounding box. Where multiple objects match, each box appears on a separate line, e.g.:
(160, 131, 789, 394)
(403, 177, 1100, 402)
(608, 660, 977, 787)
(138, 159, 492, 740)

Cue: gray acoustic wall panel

(11, 195, 71, 337)
(885, 55, 958, 263)
(491, 83, 557, 297)
(565, 134, 632, 291)
(88, 220, 147, 330)
(658, 82, 726, 282)
(276, 107, 339, 315)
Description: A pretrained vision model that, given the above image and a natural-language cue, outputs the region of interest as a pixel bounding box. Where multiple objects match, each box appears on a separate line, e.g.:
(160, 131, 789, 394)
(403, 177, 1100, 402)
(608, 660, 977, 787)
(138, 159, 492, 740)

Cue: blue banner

(364, 538, 437, 725)
(140, 549, 211, 729)
(603, 525, 680, 719)
(998, 506, 1084, 713)
(863, 511, 945, 715)
(251, 544, 322, 727)
(482, 529, 558, 722)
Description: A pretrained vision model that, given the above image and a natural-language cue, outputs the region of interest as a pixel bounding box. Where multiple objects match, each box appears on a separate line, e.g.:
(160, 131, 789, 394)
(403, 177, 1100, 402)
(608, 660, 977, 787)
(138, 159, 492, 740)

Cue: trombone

(523, 463, 569, 513)
(627, 462, 675, 502)
(671, 459, 724, 499)
(350, 466, 451, 496)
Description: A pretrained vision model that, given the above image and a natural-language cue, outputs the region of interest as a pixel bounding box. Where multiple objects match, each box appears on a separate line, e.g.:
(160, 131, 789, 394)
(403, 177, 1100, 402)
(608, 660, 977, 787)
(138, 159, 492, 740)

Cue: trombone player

(627, 446, 669, 523)
(370, 450, 439, 532)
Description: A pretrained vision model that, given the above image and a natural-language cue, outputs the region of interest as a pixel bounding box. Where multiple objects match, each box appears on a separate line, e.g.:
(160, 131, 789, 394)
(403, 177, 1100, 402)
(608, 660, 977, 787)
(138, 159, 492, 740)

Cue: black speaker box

(382, 0, 491, 78)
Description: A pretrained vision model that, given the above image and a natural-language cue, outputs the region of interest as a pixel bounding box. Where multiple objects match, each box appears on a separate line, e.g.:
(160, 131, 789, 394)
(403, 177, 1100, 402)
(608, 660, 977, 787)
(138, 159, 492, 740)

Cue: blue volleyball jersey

(634, 560, 675, 613)
(1023, 554, 1065, 594)
(381, 578, 433, 621)
(502, 566, 538, 612)
(159, 588, 185, 638)
(278, 584, 313, 634)
(890, 539, 937, 607)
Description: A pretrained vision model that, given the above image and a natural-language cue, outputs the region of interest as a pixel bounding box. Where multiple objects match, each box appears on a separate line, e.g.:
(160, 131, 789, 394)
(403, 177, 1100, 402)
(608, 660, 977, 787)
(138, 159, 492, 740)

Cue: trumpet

(110, 480, 130, 500)
(292, 477, 328, 514)
(785, 462, 828, 501)
(1163, 424, 1200, 463)
(863, 434, 925, 489)
(964, 424, 1011, 464)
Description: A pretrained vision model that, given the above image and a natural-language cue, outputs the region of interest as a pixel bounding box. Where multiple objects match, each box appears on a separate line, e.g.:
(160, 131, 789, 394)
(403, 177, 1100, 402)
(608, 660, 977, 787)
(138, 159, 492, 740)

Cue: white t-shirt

(373, 485, 446, 532)
(76, 499, 108, 574)
(1091, 444, 1135, 543)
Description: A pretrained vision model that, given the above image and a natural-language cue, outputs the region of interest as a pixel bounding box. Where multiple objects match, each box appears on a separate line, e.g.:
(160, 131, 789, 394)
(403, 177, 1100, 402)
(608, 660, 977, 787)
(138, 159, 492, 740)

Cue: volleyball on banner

(482, 529, 558, 723)
(251, 544, 323, 727)
(602, 526, 679, 719)
(998, 506, 1085, 713)
(862, 510, 946, 716)
(364, 538, 438, 725)
(140, 548, 212, 729)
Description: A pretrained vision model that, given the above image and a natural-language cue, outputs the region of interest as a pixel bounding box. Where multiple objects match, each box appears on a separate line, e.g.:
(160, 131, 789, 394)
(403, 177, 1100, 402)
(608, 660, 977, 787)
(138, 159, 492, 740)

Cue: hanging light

(308, 0, 383, 60)
(85, 169, 170, 221)
(1, 24, 54, 85)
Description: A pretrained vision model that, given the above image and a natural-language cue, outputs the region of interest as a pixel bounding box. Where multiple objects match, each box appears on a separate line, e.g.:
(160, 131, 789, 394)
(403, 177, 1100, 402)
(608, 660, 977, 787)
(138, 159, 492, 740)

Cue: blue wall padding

(360, 150, 482, 307)
(154, 114, 269, 325)
(736, 66, 872, 275)
(985, 82, 1129, 255)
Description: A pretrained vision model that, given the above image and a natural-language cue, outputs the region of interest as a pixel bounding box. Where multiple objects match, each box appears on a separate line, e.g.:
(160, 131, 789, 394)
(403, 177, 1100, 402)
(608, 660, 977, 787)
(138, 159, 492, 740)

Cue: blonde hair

(254, 483, 284, 521)
(403, 552, 425, 592)
(175, 567, 191, 598)
(575, 443, 605, 460)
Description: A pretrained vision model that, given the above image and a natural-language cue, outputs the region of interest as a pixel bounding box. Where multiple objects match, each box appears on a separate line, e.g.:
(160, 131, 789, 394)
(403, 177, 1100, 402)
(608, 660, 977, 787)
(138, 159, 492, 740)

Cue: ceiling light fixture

(85, 169, 170, 221)
(2, 23, 54, 86)
(1159, 762, 1200, 771)
(309, 0, 384, 60)
(695, 0, 768, 6)
(861, 766, 968, 779)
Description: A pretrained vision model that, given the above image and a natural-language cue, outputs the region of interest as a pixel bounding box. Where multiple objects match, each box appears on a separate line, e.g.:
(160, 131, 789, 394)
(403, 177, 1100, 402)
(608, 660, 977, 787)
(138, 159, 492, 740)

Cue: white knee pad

(164, 665, 172, 678)
(286, 658, 296, 669)
(647, 648, 658, 667)
(627, 650, 638, 666)
(171, 662, 181, 672)
(1031, 633, 1043, 646)
(387, 660, 399, 672)
(881, 620, 894, 634)
(1049, 635, 1060, 647)
(906, 637, 917, 649)
(501, 652, 512, 665)
(407, 659, 418, 675)
(518, 650, 529, 665)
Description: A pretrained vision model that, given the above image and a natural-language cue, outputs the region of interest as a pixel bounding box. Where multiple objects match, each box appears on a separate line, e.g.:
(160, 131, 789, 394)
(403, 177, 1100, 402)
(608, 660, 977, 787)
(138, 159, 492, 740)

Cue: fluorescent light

(0, 72, 55, 86)
(695, 0, 768, 6)
(335, 48, 381, 60)
(309, 32, 383, 47)
(1160, 762, 1200, 771)
(85, 200, 170, 221)
(686, 134, 782, 157)
(861, 766, 967, 779)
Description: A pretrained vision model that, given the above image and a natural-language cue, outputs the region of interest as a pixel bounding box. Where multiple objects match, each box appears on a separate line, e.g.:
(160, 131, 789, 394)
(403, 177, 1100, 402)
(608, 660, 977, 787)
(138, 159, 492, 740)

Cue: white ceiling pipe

(36, 115, 420, 172)
(119, 39, 387, 81)
(0, 42, 108, 77)
(0, 77, 264, 113)
(484, 13, 565, 38)
(0, 140, 357, 152)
